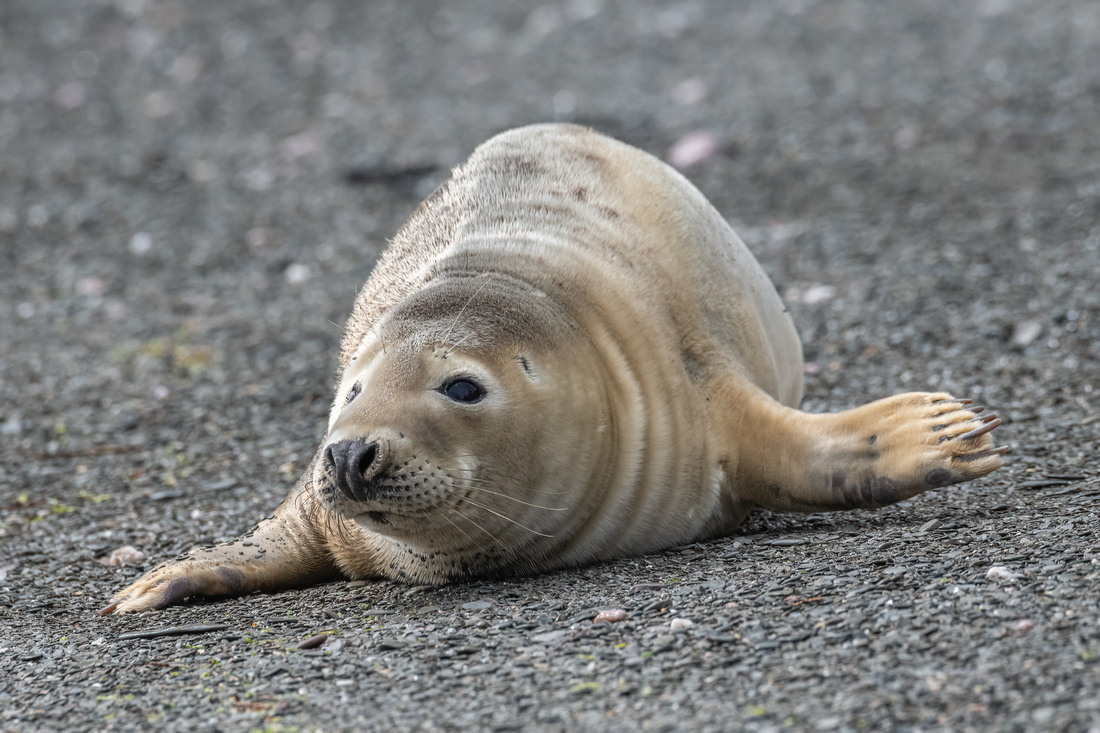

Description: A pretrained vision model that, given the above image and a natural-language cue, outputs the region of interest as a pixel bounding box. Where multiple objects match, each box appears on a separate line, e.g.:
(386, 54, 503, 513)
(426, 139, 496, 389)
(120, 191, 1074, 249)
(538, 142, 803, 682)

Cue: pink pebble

(99, 545, 145, 567)
(594, 609, 627, 624)
(668, 130, 721, 170)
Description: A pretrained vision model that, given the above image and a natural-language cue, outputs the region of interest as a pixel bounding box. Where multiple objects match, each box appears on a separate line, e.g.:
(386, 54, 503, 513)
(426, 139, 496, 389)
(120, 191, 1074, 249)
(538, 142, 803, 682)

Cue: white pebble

(284, 263, 312, 284)
(986, 566, 1024, 581)
(129, 232, 152, 254)
(1012, 320, 1042, 347)
(669, 618, 694, 632)
(801, 284, 836, 305)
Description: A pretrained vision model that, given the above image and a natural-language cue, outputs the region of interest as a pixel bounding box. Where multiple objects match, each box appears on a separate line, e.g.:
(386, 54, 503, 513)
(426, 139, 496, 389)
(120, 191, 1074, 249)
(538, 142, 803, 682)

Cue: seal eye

(441, 378, 483, 404)
(344, 381, 361, 406)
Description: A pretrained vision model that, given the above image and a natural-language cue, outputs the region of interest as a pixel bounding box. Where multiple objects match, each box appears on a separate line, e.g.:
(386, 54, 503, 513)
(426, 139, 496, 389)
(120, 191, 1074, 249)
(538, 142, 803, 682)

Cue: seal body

(105, 124, 1005, 614)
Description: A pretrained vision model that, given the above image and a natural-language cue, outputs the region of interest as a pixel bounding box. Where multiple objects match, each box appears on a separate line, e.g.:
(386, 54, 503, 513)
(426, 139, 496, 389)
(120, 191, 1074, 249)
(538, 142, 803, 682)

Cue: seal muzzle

(324, 439, 383, 503)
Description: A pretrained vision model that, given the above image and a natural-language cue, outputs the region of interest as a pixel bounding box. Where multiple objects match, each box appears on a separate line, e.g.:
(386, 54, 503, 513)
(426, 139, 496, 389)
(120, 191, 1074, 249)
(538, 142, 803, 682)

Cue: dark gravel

(2, 1, 1099, 731)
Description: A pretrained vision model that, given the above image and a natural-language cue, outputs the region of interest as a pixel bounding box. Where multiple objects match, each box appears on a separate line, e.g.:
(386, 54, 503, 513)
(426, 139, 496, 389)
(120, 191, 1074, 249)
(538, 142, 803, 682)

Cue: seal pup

(103, 124, 1006, 614)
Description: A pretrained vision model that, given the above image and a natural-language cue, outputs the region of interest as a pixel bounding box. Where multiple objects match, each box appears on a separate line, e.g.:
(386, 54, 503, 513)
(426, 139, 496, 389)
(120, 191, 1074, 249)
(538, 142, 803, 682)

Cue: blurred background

(1, 1, 1099, 730)
(2, 1, 1098, 434)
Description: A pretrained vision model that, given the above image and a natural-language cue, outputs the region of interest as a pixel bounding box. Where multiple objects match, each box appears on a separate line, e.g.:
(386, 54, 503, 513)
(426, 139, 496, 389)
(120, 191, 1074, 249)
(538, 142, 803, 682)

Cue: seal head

(312, 274, 614, 579)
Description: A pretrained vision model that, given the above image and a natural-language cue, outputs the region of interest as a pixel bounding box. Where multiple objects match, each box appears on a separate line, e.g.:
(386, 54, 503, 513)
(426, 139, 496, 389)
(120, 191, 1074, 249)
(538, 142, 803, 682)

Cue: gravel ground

(2, 1, 1099, 731)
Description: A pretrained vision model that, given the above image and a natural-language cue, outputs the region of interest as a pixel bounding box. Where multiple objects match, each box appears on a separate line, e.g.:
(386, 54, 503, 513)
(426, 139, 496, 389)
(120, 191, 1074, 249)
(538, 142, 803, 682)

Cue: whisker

(368, 320, 387, 355)
(450, 504, 504, 545)
(443, 330, 474, 356)
(449, 464, 572, 497)
(461, 485, 568, 511)
(437, 510, 478, 547)
(461, 498, 554, 538)
(440, 277, 492, 347)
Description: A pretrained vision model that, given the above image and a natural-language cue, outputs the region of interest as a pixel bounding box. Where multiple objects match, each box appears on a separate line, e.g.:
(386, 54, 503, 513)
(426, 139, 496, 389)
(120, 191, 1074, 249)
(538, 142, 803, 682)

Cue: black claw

(956, 416, 1001, 441)
(955, 449, 999, 463)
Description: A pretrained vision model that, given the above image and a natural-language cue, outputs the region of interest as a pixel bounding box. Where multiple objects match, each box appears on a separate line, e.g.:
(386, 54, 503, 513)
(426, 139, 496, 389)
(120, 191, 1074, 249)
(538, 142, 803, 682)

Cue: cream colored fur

(105, 125, 1004, 614)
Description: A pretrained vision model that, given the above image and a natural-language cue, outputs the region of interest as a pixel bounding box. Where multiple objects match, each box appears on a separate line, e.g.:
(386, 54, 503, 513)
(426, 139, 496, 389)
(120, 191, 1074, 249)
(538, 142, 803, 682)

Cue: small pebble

(987, 566, 1024, 581)
(593, 609, 627, 624)
(919, 518, 942, 533)
(98, 545, 145, 567)
(801, 284, 836, 305)
(669, 618, 694, 632)
(129, 232, 152, 254)
(667, 130, 720, 169)
(1012, 619, 1036, 633)
(764, 538, 807, 547)
(296, 633, 328, 650)
(1012, 320, 1042, 347)
(284, 263, 312, 284)
(461, 600, 492, 611)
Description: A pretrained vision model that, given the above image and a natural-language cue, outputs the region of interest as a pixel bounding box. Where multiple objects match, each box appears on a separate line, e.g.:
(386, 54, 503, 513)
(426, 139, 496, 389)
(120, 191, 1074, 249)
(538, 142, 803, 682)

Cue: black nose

(324, 439, 381, 502)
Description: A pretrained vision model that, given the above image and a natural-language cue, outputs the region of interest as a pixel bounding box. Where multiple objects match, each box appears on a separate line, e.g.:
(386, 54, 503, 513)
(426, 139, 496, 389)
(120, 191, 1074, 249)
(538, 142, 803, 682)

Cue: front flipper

(102, 480, 343, 615)
(712, 382, 1007, 513)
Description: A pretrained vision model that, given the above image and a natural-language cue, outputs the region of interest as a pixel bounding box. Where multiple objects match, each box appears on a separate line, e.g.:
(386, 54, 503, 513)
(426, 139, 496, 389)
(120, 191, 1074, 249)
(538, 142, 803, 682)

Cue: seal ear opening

(517, 355, 537, 380)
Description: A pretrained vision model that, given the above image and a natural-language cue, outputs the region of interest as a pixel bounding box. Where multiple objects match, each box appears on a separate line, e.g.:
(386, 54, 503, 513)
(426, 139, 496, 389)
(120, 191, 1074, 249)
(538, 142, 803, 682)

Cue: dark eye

(441, 378, 483, 404)
(343, 381, 361, 406)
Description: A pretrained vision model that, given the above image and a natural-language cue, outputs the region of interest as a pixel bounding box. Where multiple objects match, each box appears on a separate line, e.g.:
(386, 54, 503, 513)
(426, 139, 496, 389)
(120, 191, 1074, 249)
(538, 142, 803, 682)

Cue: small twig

(118, 624, 230, 641)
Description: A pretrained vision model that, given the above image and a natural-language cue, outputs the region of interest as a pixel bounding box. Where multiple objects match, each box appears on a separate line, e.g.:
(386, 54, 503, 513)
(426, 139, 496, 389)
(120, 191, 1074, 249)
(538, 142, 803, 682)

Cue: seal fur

(104, 124, 1005, 614)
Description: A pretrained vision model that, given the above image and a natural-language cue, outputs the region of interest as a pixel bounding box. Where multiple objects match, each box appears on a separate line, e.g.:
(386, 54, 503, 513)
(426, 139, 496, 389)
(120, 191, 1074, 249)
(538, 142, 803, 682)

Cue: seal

(103, 124, 1006, 614)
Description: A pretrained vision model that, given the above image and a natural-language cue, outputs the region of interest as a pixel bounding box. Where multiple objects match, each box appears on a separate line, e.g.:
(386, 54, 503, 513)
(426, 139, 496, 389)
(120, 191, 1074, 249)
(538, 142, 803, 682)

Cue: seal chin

(345, 502, 439, 540)
(320, 479, 428, 532)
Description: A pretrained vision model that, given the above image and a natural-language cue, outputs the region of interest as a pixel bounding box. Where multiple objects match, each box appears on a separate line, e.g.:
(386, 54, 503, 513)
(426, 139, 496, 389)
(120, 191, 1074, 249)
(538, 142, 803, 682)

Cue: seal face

(104, 124, 1006, 614)
(314, 278, 606, 581)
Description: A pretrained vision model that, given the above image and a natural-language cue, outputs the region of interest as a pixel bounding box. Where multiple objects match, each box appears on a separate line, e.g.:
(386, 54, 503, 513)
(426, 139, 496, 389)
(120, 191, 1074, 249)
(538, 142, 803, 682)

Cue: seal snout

(324, 438, 385, 502)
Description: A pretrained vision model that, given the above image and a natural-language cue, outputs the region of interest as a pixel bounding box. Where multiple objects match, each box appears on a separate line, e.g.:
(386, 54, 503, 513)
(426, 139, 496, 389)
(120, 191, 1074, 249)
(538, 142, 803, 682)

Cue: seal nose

(324, 439, 382, 502)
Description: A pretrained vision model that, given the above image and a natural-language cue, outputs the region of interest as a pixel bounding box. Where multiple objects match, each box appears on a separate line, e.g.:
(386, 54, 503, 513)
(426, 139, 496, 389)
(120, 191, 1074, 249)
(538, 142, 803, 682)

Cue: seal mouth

(317, 442, 451, 526)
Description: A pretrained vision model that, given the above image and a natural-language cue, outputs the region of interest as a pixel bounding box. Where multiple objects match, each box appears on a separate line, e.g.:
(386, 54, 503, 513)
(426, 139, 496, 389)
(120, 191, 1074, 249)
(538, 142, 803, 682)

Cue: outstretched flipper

(711, 380, 1007, 513)
(102, 475, 342, 615)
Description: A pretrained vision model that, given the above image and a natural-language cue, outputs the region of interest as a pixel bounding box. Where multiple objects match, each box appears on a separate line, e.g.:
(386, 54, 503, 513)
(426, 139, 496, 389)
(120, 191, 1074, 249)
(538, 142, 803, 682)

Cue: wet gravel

(2, 1, 1099, 731)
